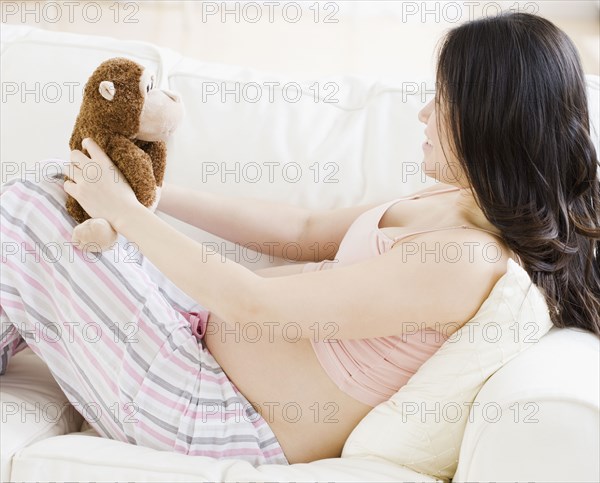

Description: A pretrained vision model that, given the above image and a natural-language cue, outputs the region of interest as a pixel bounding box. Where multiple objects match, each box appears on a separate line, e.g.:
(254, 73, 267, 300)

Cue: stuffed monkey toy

(66, 57, 183, 252)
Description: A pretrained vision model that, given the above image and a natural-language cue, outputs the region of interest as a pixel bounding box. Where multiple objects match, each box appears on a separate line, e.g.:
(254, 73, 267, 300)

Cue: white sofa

(1, 25, 599, 482)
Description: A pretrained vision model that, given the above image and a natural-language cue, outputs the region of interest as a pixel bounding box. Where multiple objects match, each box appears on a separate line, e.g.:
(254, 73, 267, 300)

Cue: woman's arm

(157, 182, 312, 261)
(67, 140, 494, 340)
(113, 203, 260, 325)
(302, 183, 459, 259)
(112, 205, 507, 340)
(158, 182, 452, 264)
(247, 228, 509, 340)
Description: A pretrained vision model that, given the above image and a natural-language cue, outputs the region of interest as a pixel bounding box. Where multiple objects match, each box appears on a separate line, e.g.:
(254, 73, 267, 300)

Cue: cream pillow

(342, 258, 554, 481)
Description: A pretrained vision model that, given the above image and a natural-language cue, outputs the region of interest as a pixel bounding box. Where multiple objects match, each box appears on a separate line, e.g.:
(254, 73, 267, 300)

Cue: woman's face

(418, 97, 468, 187)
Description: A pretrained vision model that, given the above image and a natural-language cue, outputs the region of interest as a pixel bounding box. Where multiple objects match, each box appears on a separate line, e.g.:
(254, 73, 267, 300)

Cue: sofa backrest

(1, 25, 598, 269)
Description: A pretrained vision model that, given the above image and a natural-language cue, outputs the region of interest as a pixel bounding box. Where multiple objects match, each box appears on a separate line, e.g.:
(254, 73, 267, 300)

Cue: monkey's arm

(106, 136, 157, 208)
(136, 140, 167, 187)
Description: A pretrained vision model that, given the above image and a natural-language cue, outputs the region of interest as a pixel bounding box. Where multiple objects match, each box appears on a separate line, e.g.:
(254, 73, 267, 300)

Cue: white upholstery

(343, 259, 554, 480)
(0, 25, 441, 270)
(454, 326, 600, 482)
(9, 425, 437, 483)
(1, 25, 599, 483)
(0, 349, 83, 482)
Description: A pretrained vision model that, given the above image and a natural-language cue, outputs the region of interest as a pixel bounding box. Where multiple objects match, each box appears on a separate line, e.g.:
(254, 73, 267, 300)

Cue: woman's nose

(418, 99, 434, 124)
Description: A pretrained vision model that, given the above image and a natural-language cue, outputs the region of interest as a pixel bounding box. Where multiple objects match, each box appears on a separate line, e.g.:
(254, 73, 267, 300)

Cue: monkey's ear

(99, 81, 116, 101)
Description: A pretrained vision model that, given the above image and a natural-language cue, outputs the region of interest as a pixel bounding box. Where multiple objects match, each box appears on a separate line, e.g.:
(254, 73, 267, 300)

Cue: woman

(1, 12, 598, 466)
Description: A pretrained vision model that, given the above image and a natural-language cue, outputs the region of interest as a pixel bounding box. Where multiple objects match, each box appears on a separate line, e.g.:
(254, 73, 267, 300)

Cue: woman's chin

(421, 160, 436, 175)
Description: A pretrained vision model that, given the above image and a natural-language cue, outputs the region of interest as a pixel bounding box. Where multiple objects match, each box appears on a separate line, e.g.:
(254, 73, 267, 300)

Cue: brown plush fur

(66, 58, 166, 225)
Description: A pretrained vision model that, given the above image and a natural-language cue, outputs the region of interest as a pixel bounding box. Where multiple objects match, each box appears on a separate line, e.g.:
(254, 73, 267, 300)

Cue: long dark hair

(434, 11, 600, 335)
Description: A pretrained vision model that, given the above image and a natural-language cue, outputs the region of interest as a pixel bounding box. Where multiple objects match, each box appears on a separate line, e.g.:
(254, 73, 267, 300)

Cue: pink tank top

(302, 186, 504, 407)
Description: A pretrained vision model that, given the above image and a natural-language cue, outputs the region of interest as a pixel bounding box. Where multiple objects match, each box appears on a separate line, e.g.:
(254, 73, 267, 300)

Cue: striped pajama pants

(0, 160, 289, 466)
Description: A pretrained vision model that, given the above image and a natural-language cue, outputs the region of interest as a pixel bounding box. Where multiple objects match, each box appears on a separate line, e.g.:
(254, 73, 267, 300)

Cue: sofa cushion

(0, 23, 439, 205)
(165, 57, 437, 207)
(342, 259, 554, 481)
(0, 26, 183, 174)
(10, 430, 439, 483)
(0, 348, 83, 482)
(0, 25, 442, 270)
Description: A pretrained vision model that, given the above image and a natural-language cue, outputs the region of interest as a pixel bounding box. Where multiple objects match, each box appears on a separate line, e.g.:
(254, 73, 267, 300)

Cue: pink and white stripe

(0, 160, 288, 466)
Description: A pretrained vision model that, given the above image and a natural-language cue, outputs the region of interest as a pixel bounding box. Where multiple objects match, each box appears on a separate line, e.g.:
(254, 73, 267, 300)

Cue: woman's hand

(64, 138, 141, 227)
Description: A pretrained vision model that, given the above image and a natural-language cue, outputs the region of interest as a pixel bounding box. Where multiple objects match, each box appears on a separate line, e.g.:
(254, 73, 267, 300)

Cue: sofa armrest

(454, 327, 600, 482)
(0, 348, 83, 482)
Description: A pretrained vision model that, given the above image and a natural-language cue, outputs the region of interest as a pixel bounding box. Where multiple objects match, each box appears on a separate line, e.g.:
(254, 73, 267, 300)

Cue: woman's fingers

(64, 152, 87, 205)
(67, 163, 84, 183)
(69, 150, 86, 178)
(82, 138, 107, 163)
(62, 139, 140, 224)
(71, 140, 106, 170)
(70, 148, 88, 164)
(63, 178, 78, 197)
(72, 139, 119, 184)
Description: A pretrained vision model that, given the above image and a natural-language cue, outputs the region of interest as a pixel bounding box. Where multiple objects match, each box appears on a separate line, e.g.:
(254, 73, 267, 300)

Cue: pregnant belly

(204, 312, 373, 464)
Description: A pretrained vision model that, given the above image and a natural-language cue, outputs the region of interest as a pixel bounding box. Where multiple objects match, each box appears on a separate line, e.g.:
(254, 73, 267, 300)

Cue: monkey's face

(135, 69, 184, 142)
(97, 64, 183, 142)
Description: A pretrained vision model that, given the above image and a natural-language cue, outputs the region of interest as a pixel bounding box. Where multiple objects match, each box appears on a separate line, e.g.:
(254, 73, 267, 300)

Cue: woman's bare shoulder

(411, 182, 459, 197)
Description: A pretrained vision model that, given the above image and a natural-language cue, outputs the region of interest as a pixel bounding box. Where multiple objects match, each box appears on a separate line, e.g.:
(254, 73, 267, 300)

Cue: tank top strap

(377, 186, 463, 224)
